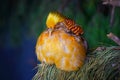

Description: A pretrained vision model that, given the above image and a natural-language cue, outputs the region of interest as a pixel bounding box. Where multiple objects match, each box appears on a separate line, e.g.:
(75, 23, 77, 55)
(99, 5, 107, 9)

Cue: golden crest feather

(46, 12, 65, 29)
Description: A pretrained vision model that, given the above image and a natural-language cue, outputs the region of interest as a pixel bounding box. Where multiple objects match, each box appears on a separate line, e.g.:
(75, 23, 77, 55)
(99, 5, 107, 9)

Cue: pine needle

(33, 46, 120, 80)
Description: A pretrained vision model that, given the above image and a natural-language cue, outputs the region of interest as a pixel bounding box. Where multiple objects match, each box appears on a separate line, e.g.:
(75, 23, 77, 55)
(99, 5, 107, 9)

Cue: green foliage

(33, 46, 120, 80)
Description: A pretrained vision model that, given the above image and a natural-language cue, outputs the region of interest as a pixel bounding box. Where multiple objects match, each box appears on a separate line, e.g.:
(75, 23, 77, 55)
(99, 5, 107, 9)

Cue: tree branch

(103, 0, 120, 7)
(107, 33, 120, 46)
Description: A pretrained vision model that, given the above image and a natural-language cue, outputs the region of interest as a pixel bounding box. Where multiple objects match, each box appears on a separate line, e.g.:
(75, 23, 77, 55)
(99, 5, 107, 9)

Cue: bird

(36, 12, 87, 71)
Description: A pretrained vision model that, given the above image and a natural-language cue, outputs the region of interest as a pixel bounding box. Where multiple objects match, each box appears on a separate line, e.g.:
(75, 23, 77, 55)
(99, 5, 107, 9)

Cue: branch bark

(103, 0, 120, 7)
(102, 0, 120, 27)
(107, 33, 120, 46)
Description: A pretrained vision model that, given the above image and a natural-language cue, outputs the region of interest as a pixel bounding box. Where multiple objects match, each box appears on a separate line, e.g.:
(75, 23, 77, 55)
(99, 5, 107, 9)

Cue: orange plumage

(36, 12, 87, 71)
(63, 18, 84, 35)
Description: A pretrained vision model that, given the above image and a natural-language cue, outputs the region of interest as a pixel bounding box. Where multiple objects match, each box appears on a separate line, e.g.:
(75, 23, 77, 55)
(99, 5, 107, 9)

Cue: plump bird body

(36, 28, 86, 71)
(36, 12, 87, 71)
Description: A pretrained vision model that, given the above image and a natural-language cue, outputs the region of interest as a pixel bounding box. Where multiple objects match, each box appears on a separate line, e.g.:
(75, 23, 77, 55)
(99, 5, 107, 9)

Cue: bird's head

(46, 12, 65, 29)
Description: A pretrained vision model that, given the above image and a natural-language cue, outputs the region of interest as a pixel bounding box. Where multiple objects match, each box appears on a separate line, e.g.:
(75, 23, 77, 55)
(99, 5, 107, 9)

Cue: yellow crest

(46, 12, 65, 29)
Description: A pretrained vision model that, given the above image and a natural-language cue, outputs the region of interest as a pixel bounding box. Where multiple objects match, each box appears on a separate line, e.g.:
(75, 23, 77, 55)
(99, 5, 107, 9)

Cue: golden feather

(46, 12, 65, 29)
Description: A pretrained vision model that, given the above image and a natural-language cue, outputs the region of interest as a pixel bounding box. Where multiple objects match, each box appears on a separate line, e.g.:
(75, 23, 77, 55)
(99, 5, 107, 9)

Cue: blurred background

(0, 0, 120, 80)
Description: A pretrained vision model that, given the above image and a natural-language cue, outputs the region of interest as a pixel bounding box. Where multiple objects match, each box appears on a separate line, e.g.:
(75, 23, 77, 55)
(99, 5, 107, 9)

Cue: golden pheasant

(36, 12, 87, 71)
